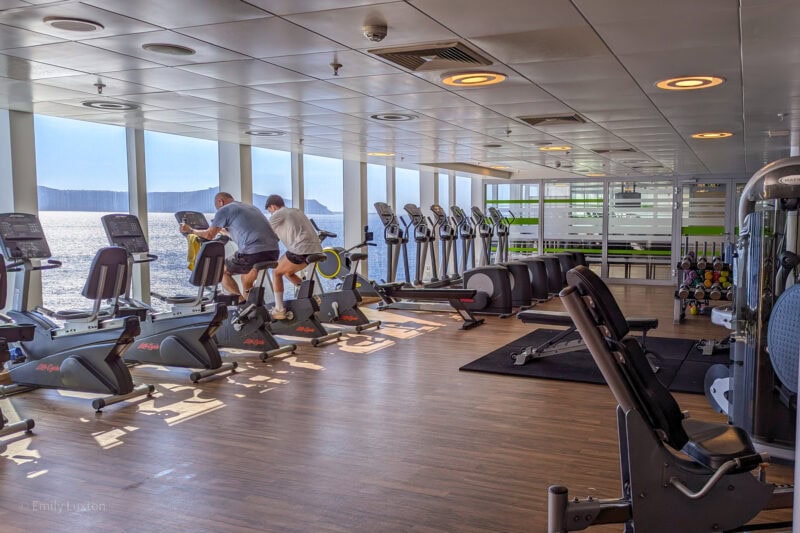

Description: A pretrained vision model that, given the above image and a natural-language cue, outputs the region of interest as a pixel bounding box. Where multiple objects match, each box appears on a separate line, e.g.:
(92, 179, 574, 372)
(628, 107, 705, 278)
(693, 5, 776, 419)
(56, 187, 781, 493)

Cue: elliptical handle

(133, 254, 158, 264)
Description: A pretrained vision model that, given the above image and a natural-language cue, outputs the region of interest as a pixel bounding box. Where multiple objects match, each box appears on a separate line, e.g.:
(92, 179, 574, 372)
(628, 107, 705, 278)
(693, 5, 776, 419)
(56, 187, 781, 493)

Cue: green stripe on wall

(506, 247, 671, 256)
(510, 217, 538, 225)
(485, 199, 539, 204)
(682, 225, 725, 236)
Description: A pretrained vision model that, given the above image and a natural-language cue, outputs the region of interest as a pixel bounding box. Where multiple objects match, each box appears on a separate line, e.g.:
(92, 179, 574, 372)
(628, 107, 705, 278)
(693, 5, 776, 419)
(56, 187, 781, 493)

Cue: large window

(486, 183, 539, 256)
(395, 167, 420, 283)
(608, 180, 673, 280)
(681, 182, 729, 262)
(304, 154, 343, 291)
(145, 131, 219, 302)
(367, 164, 388, 282)
(35, 115, 128, 310)
(543, 182, 603, 270)
(455, 175, 472, 210)
(438, 173, 450, 210)
(252, 147, 292, 208)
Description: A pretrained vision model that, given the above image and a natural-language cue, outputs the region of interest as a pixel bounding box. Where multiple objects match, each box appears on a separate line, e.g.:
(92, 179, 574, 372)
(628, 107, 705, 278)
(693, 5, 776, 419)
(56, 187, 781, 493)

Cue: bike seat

(348, 252, 368, 261)
(253, 261, 278, 271)
(306, 253, 327, 264)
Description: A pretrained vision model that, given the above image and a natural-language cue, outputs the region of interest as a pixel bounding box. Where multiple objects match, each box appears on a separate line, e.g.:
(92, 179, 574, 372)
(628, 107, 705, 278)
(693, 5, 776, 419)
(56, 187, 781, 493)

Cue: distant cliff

(37, 186, 334, 214)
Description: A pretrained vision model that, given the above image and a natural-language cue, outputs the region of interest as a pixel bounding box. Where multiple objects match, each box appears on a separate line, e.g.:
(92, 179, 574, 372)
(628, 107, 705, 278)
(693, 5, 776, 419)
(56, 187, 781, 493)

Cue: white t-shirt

(268, 207, 323, 255)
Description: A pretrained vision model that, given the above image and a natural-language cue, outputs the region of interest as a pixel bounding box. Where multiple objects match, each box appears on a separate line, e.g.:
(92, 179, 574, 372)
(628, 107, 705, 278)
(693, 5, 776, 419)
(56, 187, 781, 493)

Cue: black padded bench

(513, 309, 660, 369)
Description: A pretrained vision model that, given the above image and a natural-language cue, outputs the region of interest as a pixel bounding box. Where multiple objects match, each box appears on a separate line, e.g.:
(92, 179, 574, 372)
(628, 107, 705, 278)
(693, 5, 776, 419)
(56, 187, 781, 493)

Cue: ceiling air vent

(518, 114, 586, 127)
(592, 148, 636, 154)
(368, 41, 492, 72)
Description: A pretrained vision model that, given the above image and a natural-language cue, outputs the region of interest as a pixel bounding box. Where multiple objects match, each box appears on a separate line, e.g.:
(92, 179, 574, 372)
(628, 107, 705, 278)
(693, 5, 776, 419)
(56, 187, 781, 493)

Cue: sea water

(33, 211, 407, 311)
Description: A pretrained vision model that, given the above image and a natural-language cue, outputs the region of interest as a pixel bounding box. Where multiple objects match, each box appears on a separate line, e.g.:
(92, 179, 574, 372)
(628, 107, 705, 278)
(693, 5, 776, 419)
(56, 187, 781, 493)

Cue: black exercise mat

(460, 329, 702, 393)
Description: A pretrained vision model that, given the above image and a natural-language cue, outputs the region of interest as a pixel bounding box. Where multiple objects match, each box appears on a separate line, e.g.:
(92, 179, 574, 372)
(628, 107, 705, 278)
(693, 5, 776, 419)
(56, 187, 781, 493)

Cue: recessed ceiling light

(441, 71, 507, 87)
(490, 165, 511, 170)
(539, 145, 571, 151)
(245, 130, 285, 136)
(691, 131, 733, 139)
(586, 172, 606, 177)
(656, 76, 725, 91)
(370, 113, 417, 122)
(142, 43, 196, 56)
(43, 16, 104, 32)
(82, 100, 139, 111)
(483, 143, 503, 148)
(368, 151, 395, 157)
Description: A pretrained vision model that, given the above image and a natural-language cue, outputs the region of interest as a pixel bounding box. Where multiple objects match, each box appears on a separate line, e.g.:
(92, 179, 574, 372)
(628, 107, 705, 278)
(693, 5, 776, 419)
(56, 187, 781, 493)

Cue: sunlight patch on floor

(137, 384, 225, 426)
(92, 425, 139, 450)
(1, 437, 40, 465)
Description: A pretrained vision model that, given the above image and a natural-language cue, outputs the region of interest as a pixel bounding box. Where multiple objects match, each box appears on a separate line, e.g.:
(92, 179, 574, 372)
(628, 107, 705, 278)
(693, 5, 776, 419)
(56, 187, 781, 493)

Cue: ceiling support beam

(291, 150, 304, 211)
(219, 142, 252, 205)
(343, 159, 368, 276)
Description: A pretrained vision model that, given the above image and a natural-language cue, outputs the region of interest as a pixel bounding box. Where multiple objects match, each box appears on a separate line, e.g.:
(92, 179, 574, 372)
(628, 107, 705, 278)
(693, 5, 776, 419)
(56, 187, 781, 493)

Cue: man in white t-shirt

(264, 194, 322, 320)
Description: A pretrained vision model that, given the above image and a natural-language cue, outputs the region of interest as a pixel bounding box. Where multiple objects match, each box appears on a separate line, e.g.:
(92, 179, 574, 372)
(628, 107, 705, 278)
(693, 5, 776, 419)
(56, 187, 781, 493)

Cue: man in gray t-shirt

(180, 192, 279, 301)
(265, 194, 323, 320)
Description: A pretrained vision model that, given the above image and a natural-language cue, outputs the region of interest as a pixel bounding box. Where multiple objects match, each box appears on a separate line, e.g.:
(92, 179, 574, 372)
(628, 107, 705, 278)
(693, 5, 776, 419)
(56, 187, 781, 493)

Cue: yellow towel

(186, 234, 202, 271)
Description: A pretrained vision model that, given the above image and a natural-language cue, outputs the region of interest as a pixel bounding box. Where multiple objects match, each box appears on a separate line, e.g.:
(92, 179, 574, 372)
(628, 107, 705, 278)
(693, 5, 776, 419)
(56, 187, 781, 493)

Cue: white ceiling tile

(285, 2, 456, 49)
(245, 0, 395, 15)
(254, 80, 364, 101)
(0, 55, 80, 80)
(0, 23, 63, 50)
(178, 60, 311, 86)
(177, 17, 345, 58)
(81, 0, 270, 28)
(471, 27, 610, 64)
(117, 92, 219, 109)
(0, 3, 160, 39)
(3, 42, 161, 72)
(250, 101, 333, 117)
(327, 73, 439, 96)
(81, 31, 249, 67)
(104, 67, 234, 91)
(265, 50, 400, 79)
(36, 74, 163, 96)
(181, 86, 291, 106)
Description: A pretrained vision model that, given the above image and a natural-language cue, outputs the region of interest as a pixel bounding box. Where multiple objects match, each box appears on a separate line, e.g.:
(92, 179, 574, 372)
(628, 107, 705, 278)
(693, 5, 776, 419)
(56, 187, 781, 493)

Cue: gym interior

(0, 1, 797, 531)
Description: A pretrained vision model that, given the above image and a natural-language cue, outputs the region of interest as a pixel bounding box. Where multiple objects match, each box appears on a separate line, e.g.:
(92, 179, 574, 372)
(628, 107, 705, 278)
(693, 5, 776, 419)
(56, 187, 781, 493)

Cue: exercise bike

(313, 221, 379, 298)
(174, 211, 296, 361)
(0, 259, 35, 436)
(101, 214, 237, 382)
(308, 220, 380, 332)
(0, 213, 154, 412)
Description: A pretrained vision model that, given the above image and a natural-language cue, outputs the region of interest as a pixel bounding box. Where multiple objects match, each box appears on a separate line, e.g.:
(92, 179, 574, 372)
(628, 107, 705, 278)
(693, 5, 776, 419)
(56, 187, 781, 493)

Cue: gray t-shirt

(210, 201, 279, 254)
(268, 207, 322, 255)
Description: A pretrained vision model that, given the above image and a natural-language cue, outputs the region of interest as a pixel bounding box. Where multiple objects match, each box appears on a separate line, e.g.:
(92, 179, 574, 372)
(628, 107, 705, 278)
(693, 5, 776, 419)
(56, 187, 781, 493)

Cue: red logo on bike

(243, 338, 265, 346)
(137, 342, 161, 351)
(296, 326, 315, 333)
(341, 315, 358, 322)
(36, 363, 60, 373)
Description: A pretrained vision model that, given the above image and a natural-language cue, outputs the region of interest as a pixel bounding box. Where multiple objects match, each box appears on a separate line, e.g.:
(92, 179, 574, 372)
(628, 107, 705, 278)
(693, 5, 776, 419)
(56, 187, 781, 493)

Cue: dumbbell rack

(673, 260, 733, 324)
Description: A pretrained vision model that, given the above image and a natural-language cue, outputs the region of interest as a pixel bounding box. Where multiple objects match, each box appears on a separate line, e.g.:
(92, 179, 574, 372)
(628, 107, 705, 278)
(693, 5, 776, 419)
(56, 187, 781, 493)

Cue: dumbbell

(725, 288, 734, 301)
(709, 282, 722, 300)
(697, 256, 708, 270)
(694, 285, 706, 300)
(678, 285, 690, 299)
(712, 256, 724, 271)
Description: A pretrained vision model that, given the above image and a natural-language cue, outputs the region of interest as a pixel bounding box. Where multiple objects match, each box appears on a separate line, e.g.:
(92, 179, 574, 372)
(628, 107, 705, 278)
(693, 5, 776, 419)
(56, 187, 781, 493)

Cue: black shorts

(225, 250, 279, 275)
(285, 251, 312, 265)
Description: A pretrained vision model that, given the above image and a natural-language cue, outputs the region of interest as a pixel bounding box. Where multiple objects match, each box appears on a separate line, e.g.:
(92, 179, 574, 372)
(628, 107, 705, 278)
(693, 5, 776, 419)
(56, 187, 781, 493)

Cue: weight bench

(513, 309, 661, 372)
(548, 265, 792, 532)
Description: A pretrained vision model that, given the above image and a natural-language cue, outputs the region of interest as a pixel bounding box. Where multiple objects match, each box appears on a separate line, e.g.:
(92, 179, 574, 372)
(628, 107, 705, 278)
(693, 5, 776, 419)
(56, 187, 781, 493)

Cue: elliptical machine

(450, 206, 476, 277)
(175, 211, 295, 361)
(488, 207, 512, 263)
(430, 205, 459, 283)
(471, 206, 494, 266)
(403, 204, 438, 286)
(0, 213, 154, 412)
(101, 214, 238, 381)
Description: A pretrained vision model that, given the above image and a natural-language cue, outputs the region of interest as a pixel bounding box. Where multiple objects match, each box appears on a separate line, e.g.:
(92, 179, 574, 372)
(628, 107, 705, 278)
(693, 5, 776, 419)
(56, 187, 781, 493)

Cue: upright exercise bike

(0, 213, 153, 411)
(174, 211, 295, 361)
(101, 214, 237, 382)
(308, 221, 380, 332)
(0, 258, 35, 436)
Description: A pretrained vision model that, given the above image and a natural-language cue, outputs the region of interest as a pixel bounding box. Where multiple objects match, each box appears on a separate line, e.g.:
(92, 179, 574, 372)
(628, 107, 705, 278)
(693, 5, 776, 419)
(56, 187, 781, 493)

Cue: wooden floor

(0, 285, 792, 532)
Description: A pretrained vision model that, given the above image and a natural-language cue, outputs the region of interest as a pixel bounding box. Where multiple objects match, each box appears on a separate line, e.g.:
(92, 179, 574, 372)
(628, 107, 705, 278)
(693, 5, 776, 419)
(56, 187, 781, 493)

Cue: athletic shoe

(270, 308, 288, 321)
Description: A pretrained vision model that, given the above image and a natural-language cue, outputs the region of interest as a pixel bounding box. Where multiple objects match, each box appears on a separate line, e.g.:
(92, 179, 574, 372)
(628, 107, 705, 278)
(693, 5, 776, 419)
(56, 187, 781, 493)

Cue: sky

(33, 114, 475, 214)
